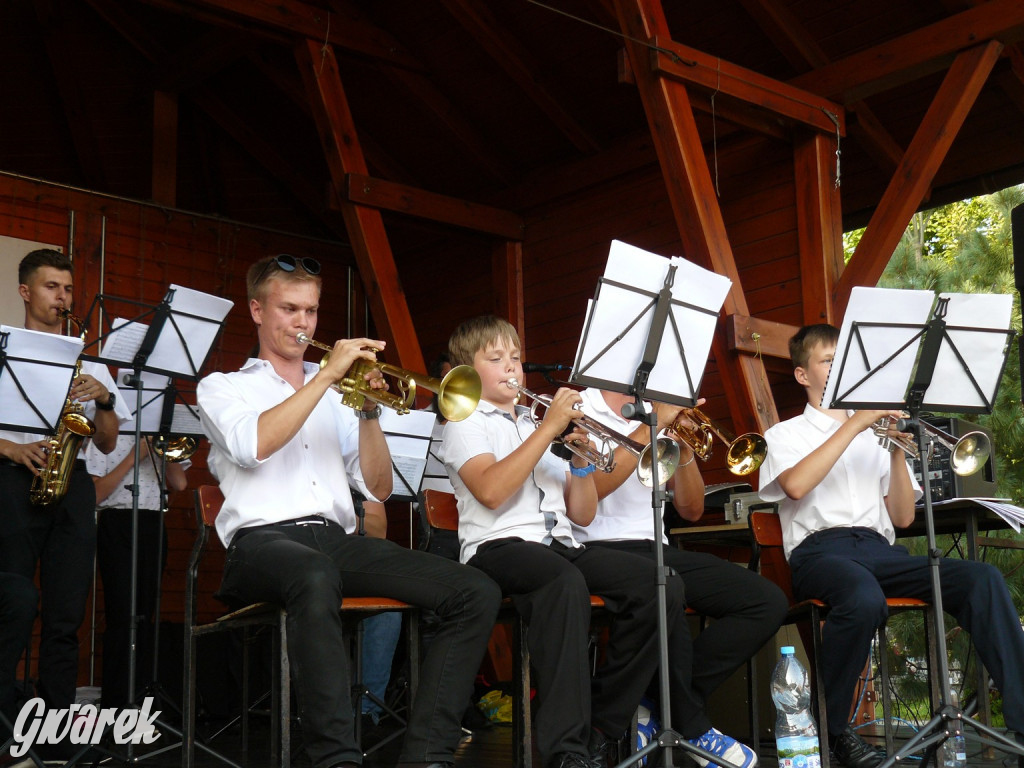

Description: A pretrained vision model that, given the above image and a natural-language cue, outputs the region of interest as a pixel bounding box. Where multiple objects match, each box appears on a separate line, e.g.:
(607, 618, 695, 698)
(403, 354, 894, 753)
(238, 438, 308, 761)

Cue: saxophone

(29, 309, 97, 506)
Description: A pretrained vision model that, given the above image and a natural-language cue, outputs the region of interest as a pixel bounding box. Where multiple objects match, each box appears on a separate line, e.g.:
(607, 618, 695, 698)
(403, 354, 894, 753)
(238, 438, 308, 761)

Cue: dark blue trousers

(789, 527, 1024, 738)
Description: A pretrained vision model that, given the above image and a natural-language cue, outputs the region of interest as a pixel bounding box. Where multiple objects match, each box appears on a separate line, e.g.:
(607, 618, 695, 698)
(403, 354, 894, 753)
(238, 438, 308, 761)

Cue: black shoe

(831, 728, 886, 768)
(588, 728, 618, 767)
(552, 753, 594, 768)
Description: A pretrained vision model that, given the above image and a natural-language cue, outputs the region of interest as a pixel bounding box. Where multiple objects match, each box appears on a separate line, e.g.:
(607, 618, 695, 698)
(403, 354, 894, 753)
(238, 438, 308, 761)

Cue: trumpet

(505, 378, 681, 486)
(666, 407, 767, 476)
(872, 417, 991, 477)
(153, 436, 198, 462)
(296, 333, 481, 422)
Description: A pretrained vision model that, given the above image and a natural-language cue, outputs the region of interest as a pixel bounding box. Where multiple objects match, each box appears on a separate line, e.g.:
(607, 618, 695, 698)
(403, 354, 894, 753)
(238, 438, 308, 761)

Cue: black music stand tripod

(828, 296, 1023, 768)
(571, 261, 742, 768)
(79, 289, 233, 768)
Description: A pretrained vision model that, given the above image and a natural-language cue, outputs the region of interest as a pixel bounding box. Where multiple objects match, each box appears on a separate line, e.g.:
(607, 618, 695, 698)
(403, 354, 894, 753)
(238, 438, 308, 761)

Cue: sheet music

(823, 286, 935, 408)
(930, 497, 1023, 533)
(169, 403, 204, 436)
(926, 292, 1013, 409)
(97, 286, 233, 377)
(571, 240, 731, 403)
(115, 367, 171, 434)
(422, 420, 453, 493)
(378, 409, 436, 499)
(0, 326, 83, 432)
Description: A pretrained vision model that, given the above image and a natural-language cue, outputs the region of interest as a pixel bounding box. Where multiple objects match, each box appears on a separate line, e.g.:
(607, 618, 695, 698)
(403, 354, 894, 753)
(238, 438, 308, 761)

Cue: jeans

(360, 611, 402, 720)
(219, 520, 500, 768)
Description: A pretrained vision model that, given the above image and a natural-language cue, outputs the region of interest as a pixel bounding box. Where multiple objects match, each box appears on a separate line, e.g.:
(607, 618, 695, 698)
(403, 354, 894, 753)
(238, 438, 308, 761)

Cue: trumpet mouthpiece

(296, 333, 311, 345)
(505, 378, 520, 389)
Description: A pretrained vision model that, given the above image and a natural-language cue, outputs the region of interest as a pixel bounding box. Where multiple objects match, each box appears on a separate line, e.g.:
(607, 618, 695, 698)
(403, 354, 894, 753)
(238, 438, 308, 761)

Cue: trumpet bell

(949, 431, 990, 477)
(727, 433, 768, 476)
(155, 436, 198, 462)
(398, 364, 482, 422)
(636, 436, 681, 487)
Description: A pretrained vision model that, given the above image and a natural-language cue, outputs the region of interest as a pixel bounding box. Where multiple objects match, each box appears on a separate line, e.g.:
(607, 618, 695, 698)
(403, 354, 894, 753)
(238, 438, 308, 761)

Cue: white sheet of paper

(0, 326, 83, 432)
(571, 241, 730, 403)
(379, 409, 436, 498)
(824, 287, 935, 408)
(114, 367, 171, 433)
(169, 403, 204, 436)
(924, 293, 1012, 409)
(97, 286, 233, 377)
(148, 285, 234, 377)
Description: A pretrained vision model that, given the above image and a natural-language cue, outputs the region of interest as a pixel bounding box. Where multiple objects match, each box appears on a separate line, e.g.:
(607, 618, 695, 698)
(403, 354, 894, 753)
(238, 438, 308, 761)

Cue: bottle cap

(781, 646, 795, 655)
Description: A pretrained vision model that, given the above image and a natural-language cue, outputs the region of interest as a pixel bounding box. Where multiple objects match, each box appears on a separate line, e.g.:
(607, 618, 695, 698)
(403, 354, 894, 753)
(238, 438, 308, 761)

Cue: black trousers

(468, 538, 704, 766)
(0, 572, 38, 733)
(96, 507, 167, 709)
(589, 540, 788, 704)
(0, 463, 96, 711)
(790, 527, 1024, 737)
(219, 520, 501, 768)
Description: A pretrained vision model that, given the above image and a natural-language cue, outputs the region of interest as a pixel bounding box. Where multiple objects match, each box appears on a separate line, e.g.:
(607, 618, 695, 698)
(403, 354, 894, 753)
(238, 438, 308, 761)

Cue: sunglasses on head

(254, 253, 321, 285)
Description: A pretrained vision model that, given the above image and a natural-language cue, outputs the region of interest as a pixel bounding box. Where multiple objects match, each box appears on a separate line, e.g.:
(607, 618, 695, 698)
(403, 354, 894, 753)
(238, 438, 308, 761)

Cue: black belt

(233, 515, 334, 544)
(0, 458, 87, 472)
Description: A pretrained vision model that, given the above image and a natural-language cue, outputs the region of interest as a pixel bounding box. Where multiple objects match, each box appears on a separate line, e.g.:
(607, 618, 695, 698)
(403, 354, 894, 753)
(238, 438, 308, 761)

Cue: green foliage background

(842, 185, 1024, 727)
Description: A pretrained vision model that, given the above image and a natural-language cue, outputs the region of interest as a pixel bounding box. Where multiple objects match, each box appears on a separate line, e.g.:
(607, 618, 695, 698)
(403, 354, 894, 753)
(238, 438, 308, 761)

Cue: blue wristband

(570, 463, 596, 477)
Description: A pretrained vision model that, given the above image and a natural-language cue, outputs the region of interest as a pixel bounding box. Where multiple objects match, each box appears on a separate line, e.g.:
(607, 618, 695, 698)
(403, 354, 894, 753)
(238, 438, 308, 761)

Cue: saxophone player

(0, 249, 128, 761)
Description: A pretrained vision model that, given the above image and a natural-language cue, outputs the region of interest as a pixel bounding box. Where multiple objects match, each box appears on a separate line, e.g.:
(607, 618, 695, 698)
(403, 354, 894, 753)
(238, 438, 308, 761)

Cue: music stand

(826, 286, 1022, 768)
(0, 326, 83, 434)
(112, 372, 204, 722)
(81, 286, 232, 766)
(570, 241, 737, 768)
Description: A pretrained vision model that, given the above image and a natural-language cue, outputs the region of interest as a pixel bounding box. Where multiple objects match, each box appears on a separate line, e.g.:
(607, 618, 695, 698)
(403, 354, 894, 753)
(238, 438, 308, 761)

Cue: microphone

(522, 362, 570, 373)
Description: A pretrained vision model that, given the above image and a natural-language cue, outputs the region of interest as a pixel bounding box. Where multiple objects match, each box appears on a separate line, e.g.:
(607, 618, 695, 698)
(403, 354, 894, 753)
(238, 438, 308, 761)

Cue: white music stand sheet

(116, 367, 171, 434)
(0, 326, 83, 432)
(825, 287, 1013, 411)
(98, 285, 233, 377)
(379, 408, 437, 500)
(570, 240, 731, 405)
(824, 287, 935, 409)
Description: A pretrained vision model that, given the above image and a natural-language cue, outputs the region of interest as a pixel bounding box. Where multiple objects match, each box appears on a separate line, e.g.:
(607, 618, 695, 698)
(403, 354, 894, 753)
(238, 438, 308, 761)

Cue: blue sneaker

(687, 727, 758, 768)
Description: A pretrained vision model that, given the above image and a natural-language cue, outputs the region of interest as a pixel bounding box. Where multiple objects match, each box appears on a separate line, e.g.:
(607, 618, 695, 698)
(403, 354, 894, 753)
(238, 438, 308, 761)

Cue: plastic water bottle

(771, 646, 821, 768)
(941, 687, 967, 768)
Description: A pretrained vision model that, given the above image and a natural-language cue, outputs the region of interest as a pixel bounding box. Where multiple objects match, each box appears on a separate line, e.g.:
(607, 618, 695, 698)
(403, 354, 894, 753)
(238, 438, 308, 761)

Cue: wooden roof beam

(790, 0, 1024, 102)
(34, 2, 108, 190)
(613, 0, 779, 433)
(341, 174, 524, 240)
(651, 36, 846, 136)
(440, 0, 601, 154)
(295, 37, 424, 371)
(834, 41, 1003, 317)
(739, 0, 904, 173)
(132, 0, 423, 70)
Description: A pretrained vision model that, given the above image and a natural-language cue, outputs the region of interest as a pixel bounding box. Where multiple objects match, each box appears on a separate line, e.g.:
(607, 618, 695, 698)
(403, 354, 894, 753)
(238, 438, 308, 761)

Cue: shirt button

(304, 444, 309, 449)
(312, 481, 317, 486)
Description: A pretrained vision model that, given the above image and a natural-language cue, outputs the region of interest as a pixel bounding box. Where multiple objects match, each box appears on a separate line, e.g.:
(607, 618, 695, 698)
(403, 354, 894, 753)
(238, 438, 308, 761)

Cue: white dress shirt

(572, 387, 663, 544)
(0, 360, 131, 453)
(442, 399, 578, 563)
(758, 403, 921, 559)
(85, 434, 191, 510)
(197, 358, 377, 547)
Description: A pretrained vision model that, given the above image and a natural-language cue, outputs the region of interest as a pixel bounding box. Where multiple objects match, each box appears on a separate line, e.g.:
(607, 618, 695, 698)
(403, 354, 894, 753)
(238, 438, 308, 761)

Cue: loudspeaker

(910, 417, 997, 502)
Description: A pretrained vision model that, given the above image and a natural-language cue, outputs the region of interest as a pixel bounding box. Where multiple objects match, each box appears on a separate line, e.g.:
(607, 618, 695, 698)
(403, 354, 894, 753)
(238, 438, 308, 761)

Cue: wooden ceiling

(3, 0, 1023, 241)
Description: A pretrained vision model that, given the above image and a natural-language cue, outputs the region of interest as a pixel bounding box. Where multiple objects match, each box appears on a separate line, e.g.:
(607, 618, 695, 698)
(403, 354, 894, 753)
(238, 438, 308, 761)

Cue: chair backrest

(423, 489, 459, 531)
(197, 484, 226, 528)
(748, 509, 796, 604)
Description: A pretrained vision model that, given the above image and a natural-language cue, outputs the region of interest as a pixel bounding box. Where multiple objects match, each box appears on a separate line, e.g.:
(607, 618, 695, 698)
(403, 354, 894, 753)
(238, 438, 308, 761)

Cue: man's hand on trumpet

(653, 397, 705, 434)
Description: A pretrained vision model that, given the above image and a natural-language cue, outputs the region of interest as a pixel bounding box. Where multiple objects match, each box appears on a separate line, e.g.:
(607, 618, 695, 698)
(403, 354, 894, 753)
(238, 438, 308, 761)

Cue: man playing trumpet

(196, 255, 500, 768)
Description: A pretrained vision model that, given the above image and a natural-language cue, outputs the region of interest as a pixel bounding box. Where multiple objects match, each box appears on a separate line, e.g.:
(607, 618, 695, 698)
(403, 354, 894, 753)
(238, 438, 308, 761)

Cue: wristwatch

(356, 404, 382, 420)
(96, 391, 116, 411)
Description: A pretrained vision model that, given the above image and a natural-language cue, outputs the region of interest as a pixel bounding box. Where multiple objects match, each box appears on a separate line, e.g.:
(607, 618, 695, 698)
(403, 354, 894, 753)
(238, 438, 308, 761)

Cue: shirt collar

(240, 357, 319, 377)
(802, 402, 847, 433)
(476, 398, 529, 422)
